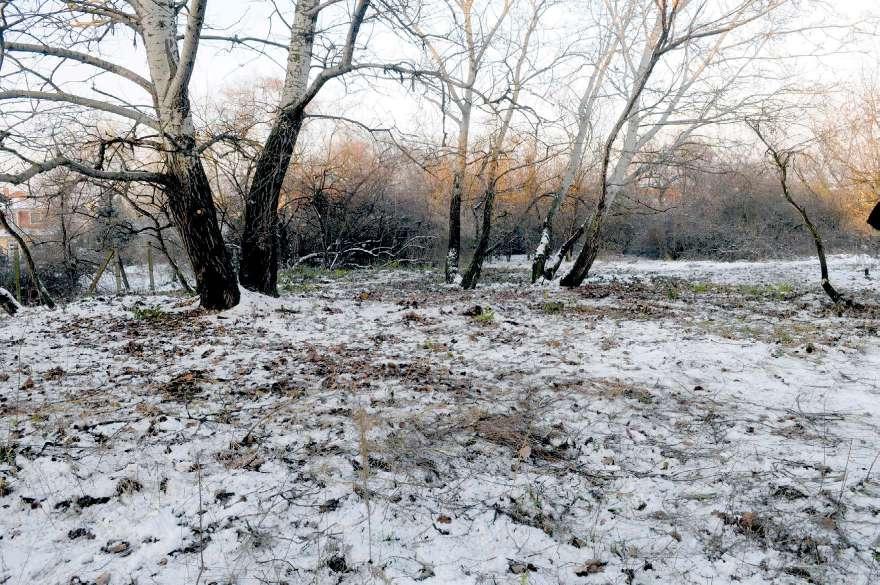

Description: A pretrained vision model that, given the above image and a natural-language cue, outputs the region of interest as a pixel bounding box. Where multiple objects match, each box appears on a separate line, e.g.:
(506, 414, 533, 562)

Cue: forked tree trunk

(558, 12, 671, 289)
(531, 121, 589, 282)
(559, 210, 605, 287)
(165, 152, 240, 310)
(542, 223, 586, 281)
(137, 0, 239, 310)
(239, 108, 306, 295)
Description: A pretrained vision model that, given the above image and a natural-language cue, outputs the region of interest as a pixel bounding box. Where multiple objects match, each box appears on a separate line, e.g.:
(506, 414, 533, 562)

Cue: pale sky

(180, 0, 880, 141)
(4, 0, 880, 159)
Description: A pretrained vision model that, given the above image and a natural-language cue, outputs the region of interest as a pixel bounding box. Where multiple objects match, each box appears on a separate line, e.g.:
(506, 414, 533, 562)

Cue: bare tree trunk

(165, 151, 240, 310)
(138, 0, 239, 310)
(240, 108, 305, 295)
(115, 247, 131, 292)
(532, 117, 590, 282)
(149, 220, 194, 294)
(445, 167, 465, 283)
(0, 208, 55, 308)
(784, 176, 849, 304)
(868, 201, 880, 230)
(238, 0, 369, 294)
(542, 223, 586, 280)
(560, 18, 671, 288)
(87, 250, 115, 295)
(461, 177, 497, 289)
(559, 210, 605, 287)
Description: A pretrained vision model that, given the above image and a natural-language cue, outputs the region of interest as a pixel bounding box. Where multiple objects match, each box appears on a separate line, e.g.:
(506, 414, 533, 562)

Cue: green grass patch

(474, 307, 496, 325)
(541, 301, 565, 315)
(131, 306, 169, 321)
(0, 443, 16, 466)
(278, 265, 352, 293)
(733, 282, 795, 300)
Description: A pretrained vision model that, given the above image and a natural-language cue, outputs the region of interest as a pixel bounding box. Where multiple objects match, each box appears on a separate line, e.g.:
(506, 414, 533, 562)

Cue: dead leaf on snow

(574, 559, 607, 576)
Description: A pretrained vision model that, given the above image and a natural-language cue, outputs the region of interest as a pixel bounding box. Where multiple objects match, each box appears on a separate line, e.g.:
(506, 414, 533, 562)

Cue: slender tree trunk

(445, 167, 465, 283)
(461, 175, 497, 289)
(777, 164, 851, 305)
(542, 223, 586, 281)
(239, 108, 306, 295)
(137, 0, 239, 310)
(151, 223, 194, 294)
(115, 248, 131, 292)
(750, 122, 856, 307)
(444, 107, 473, 284)
(0, 208, 54, 308)
(87, 250, 115, 295)
(165, 152, 240, 310)
(239, 0, 321, 294)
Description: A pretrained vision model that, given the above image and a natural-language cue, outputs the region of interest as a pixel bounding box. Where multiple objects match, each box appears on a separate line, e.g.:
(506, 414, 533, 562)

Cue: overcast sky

(4, 0, 880, 159)
(172, 0, 880, 141)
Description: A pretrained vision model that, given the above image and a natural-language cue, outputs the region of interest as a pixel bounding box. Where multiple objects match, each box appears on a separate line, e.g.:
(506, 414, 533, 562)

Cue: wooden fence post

(113, 251, 122, 295)
(147, 245, 155, 292)
(12, 245, 21, 302)
(87, 249, 115, 295)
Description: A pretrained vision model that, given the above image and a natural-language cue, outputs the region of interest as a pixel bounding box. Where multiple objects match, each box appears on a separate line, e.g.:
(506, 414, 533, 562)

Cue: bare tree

(530, 0, 625, 282)
(534, 0, 800, 288)
(749, 118, 856, 306)
(394, 0, 515, 283)
(459, 0, 557, 288)
(0, 0, 239, 308)
(237, 0, 375, 295)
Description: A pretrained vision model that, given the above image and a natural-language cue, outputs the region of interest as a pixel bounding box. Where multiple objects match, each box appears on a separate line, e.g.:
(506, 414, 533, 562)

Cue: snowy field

(1, 255, 879, 585)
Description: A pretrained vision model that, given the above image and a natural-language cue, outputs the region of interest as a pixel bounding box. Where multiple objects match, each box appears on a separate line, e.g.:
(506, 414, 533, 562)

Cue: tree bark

(559, 210, 605, 287)
(137, 0, 239, 310)
(461, 175, 497, 289)
(239, 108, 305, 295)
(238, 0, 373, 294)
(531, 114, 590, 282)
(542, 223, 586, 281)
(868, 201, 880, 230)
(165, 151, 240, 310)
(445, 167, 465, 283)
(776, 160, 851, 306)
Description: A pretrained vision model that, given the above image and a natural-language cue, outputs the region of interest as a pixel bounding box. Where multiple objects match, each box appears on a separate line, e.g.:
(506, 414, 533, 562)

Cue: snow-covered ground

(1, 255, 879, 585)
